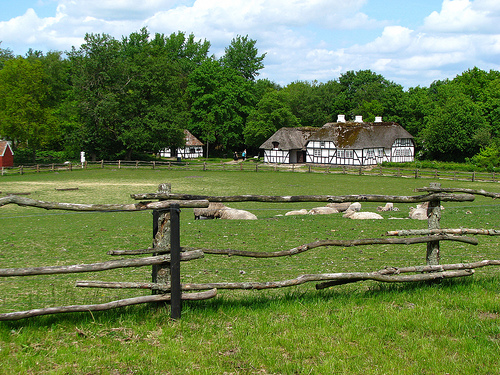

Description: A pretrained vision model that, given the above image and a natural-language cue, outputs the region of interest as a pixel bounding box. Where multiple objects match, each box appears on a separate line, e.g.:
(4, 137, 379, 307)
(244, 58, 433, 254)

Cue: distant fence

(1, 160, 498, 183)
(1, 183, 500, 321)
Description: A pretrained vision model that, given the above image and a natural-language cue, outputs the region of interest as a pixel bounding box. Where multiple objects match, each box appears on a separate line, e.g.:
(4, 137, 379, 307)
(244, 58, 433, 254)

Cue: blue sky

(1, 0, 500, 88)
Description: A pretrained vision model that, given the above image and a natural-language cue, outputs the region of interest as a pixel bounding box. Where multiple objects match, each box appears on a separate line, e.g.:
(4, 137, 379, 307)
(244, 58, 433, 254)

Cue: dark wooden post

(170, 203, 182, 319)
(426, 182, 441, 265)
(152, 184, 171, 292)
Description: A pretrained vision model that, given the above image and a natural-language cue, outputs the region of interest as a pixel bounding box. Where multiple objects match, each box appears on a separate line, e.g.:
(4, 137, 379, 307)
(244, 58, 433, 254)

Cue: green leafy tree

(68, 33, 125, 160)
(0, 57, 57, 161)
(244, 89, 299, 148)
(0, 42, 14, 69)
(422, 85, 487, 161)
(188, 58, 254, 156)
(221, 35, 266, 81)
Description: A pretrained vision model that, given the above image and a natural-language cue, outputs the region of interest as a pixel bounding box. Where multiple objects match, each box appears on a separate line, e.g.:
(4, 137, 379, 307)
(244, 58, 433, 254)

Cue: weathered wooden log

(0, 195, 209, 211)
(415, 186, 500, 199)
(107, 248, 159, 255)
(386, 228, 500, 236)
(0, 250, 204, 277)
(0, 289, 217, 321)
(130, 192, 475, 203)
(192, 236, 478, 258)
(76, 267, 476, 292)
(315, 270, 473, 289)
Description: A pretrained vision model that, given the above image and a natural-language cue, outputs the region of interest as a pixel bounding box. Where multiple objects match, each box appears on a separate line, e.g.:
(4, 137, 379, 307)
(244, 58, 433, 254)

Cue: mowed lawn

(0, 167, 499, 374)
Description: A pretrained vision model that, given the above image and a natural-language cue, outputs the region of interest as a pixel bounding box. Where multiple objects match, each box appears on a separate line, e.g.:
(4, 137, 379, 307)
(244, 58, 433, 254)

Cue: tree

(0, 42, 14, 69)
(68, 33, 125, 160)
(422, 84, 487, 161)
(244, 89, 299, 148)
(188, 58, 254, 156)
(332, 70, 403, 121)
(0, 57, 57, 161)
(221, 35, 266, 81)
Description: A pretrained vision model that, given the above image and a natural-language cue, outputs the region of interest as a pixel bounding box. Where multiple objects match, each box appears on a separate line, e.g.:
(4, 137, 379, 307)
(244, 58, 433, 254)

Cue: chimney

(355, 115, 363, 123)
(375, 116, 382, 123)
(337, 114, 346, 123)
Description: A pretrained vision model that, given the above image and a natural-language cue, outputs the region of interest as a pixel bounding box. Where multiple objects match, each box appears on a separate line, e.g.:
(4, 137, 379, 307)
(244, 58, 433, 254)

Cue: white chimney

(337, 114, 346, 123)
(375, 116, 382, 123)
(355, 115, 363, 123)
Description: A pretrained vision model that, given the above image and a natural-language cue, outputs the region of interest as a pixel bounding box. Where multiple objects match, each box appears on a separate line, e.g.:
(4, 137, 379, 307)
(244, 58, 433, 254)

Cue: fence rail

(1, 183, 499, 321)
(1, 160, 498, 183)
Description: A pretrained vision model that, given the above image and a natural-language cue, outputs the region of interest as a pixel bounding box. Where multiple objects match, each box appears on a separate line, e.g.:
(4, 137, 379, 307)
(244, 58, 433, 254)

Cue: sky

(1, 0, 500, 88)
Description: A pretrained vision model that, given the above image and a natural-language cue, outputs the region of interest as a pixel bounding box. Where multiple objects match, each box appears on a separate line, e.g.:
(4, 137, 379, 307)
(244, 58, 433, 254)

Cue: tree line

(1, 28, 499, 167)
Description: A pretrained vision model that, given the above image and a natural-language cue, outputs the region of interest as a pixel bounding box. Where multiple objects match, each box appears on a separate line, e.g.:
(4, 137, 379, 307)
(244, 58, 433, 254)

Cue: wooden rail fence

(1, 183, 499, 321)
(1, 160, 498, 183)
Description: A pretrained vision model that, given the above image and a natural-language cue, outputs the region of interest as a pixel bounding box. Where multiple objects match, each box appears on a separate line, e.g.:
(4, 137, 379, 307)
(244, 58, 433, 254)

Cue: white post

(80, 152, 85, 169)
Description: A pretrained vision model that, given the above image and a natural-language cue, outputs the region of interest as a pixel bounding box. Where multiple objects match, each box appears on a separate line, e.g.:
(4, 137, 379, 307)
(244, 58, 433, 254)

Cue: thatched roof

(259, 127, 316, 150)
(307, 122, 414, 149)
(184, 130, 204, 146)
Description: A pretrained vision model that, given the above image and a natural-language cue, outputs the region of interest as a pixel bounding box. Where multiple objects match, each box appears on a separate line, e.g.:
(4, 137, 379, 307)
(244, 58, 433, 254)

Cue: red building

(0, 141, 14, 167)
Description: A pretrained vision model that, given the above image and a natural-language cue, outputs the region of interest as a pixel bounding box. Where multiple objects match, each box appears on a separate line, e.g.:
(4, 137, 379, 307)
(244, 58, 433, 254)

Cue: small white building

(259, 127, 316, 164)
(159, 130, 204, 159)
(260, 116, 415, 165)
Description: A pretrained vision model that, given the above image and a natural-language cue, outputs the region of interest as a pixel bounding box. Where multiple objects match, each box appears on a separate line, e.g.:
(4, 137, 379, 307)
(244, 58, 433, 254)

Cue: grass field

(1, 168, 499, 374)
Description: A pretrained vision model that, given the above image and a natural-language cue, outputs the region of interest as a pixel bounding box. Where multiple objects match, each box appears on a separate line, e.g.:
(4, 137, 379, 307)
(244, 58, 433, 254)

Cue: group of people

(233, 149, 247, 161)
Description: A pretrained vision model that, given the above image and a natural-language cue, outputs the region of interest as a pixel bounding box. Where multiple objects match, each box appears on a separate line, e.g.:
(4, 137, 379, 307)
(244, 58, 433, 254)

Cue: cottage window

(337, 149, 344, 158)
(320, 141, 325, 148)
(314, 149, 321, 157)
(345, 150, 354, 158)
(366, 150, 375, 158)
(272, 141, 279, 149)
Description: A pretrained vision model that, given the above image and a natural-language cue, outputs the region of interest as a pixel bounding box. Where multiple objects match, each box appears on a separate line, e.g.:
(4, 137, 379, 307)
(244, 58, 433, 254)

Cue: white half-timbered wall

(159, 146, 204, 159)
(264, 149, 290, 164)
(390, 139, 414, 163)
(305, 138, 414, 165)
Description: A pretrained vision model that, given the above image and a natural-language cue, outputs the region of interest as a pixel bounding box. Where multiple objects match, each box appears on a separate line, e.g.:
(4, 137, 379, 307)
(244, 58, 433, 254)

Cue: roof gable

(260, 127, 316, 150)
(0, 141, 14, 157)
(183, 130, 204, 146)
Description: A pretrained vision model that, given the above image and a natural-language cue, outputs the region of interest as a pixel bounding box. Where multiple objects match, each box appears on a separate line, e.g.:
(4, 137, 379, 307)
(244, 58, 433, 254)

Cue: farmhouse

(260, 116, 414, 165)
(0, 141, 14, 167)
(259, 127, 316, 164)
(306, 116, 415, 165)
(159, 130, 204, 159)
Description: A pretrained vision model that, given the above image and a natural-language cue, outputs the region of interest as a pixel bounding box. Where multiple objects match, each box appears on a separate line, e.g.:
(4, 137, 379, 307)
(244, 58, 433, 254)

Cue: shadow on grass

(2, 274, 498, 329)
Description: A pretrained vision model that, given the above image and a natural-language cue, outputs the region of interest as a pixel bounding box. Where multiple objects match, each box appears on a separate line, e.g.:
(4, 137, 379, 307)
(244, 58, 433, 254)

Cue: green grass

(1, 169, 500, 374)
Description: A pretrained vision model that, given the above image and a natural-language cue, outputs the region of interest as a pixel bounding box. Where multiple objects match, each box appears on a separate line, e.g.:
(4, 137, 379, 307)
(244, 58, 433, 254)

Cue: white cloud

(423, 0, 499, 33)
(1, 0, 500, 88)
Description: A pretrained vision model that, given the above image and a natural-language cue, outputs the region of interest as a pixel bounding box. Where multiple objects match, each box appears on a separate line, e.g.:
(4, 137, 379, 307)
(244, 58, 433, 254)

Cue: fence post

(101, 160, 104, 168)
(472, 171, 475, 182)
(152, 183, 171, 294)
(170, 203, 182, 319)
(20, 165, 23, 175)
(1, 167, 4, 176)
(426, 182, 441, 265)
(203, 162, 206, 171)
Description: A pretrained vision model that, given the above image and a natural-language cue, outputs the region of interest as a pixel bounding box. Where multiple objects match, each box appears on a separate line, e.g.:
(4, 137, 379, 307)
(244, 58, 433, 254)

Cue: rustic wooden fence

(1, 183, 499, 321)
(1, 160, 498, 183)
